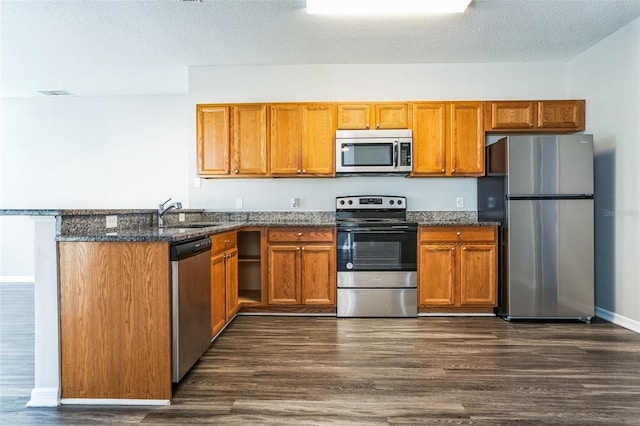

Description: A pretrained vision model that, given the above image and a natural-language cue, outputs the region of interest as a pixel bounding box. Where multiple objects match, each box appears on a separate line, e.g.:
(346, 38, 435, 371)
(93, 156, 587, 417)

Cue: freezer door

(507, 199, 594, 318)
(507, 135, 594, 196)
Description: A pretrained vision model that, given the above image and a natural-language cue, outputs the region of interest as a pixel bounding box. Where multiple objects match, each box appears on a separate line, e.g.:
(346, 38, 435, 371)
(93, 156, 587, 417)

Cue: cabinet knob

(297, 169, 301, 173)
(234, 168, 239, 174)
(224, 239, 230, 243)
(463, 247, 467, 251)
(301, 247, 305, 251)
(302, 169, 306, 174)
(297, 232, 303, 236)
(441, 169, 445, 173)
(366, 124, 370, 129)
(376, 123, 380, 129)
(451, 247, 456, 251)
(451, 168, 456, 173)
(297, 247, 301, 251)
(456, 232, 461, 236)
(529, 123, 533, 127)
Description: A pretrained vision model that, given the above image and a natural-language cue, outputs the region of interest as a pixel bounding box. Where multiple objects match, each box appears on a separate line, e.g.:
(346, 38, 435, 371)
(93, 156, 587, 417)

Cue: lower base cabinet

(210, 231, 238, 338)
(267, 227, 336, 306)
(418, 226, 497, 311)
(58, 241, 172, 400)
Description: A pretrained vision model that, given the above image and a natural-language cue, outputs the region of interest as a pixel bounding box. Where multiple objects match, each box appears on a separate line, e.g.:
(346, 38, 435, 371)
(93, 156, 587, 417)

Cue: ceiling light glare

(306, 0, 472, 15)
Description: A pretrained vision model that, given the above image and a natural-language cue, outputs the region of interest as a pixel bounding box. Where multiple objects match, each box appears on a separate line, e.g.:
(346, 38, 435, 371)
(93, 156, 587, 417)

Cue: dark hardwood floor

(2, 283, 640, 425)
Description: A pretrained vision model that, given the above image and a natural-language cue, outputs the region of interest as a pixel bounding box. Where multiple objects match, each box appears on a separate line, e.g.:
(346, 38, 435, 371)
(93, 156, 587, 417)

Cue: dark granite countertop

(55, 220, 339, 243)
(2, 209, 498, 242)
(55, 220, 498, 243)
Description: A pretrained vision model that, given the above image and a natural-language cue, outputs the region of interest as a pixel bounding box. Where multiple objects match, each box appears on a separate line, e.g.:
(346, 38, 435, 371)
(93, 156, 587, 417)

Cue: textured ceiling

(1, 0, 639, 97)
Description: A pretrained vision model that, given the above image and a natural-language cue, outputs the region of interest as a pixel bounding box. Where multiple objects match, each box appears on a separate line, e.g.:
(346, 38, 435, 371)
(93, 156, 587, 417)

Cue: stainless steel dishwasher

(171, 237, 212, 383)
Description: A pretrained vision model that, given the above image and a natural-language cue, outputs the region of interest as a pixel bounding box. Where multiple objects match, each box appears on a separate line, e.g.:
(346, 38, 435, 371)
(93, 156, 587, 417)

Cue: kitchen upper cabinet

(270, 103, 335, 176)
(196, 104, 267, 177)
(411, 102, 484, 177)
(484, 100, 585, 133)
(267, 227, 336, 306)
(337, 103, 409, 129)
(232, 104, 268, 175)
(418, 226, 497, 311)
(197, 105, 230, 175)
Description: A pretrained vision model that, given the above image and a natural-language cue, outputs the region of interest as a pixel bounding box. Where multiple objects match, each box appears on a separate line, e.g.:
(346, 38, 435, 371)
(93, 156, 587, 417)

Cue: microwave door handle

(393, 141, 398, 168)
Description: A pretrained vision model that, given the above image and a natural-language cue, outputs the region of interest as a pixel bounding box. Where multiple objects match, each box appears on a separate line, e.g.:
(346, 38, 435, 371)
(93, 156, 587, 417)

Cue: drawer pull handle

(297, 232, 303, 236)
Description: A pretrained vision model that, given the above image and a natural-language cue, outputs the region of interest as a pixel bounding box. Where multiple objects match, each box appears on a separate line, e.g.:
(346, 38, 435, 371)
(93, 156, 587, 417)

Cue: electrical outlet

(235, 198, 243, 209)
(178, 213, 186, 222)
(105, 215, 118, 228)
(291, 198, 299, 208)
(456, 197, 464, 208)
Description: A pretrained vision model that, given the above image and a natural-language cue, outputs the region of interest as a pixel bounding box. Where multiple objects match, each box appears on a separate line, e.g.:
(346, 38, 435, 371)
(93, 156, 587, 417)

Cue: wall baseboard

(60, 398, 170, 406)
(26, 387, 59, 407)
(596, 306, 640, 334)
(0, 275, 35, 283)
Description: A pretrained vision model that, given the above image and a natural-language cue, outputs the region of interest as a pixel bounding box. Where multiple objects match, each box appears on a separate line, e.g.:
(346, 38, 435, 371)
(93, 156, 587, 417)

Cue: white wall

(568, 17, 640, 326)
(188, 62, 570, 210)
(0, 95, 191, 278)
(1, 62, 571, 278)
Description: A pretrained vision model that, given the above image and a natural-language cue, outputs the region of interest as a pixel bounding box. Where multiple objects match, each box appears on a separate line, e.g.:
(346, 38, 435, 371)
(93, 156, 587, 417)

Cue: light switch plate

(235, 198, 243, 209)
(178, 213, 186, 222)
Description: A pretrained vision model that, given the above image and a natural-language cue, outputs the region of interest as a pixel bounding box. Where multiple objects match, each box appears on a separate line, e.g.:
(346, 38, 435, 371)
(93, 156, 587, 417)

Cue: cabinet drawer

(419, 226, 496, 243)
(210, 232, 237, 254)
(268, 227, 335, 243)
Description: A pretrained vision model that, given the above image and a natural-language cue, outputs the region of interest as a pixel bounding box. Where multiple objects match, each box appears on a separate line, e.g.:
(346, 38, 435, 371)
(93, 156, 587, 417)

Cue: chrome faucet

(158, 198, 182, 227)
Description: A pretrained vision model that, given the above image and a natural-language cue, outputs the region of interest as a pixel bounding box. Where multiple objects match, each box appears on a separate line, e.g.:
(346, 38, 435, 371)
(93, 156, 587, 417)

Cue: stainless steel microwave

(335, 129, 412, 175)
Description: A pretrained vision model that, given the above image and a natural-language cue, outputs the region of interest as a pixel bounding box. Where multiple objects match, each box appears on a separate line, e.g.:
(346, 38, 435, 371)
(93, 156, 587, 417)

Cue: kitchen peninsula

(0, 208, 497, 405)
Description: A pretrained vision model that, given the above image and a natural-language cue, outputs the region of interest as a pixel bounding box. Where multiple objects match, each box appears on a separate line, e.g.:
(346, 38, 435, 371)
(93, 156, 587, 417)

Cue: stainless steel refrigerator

(478, 135, 594, 322)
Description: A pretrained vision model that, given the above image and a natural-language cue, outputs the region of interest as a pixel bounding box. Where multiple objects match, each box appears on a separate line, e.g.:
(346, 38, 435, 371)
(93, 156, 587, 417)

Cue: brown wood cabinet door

(232, 104, 267, 175)
(300, 244, 336, 305)
(267, 245, 300, 304)
(418, 244, 456, 306)
(302, 104, 335, 175)
(375, 103, 408, 129)
(449, 102, 484, 176)
(270, 104, 302, 175)
(488, 101, 536, 130)
(225, 248, 239, 319)
(537, 100, 585, 130)
(459, 244, 497, 306)
(197, 105, 230, 176)
(411, 103, 447, 175)
(337, 103, 371, 129)
(210, 252, 227, 337)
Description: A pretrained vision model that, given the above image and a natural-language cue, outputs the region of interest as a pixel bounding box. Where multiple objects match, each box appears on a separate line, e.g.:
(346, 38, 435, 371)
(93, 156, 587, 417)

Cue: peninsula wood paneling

(58, 241, 171, 400)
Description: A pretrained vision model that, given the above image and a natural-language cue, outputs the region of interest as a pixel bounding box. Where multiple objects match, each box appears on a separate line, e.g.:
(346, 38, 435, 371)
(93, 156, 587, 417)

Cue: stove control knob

(397, 199, 403, 205)
(389, 199, 395, 205)
(339, 200, 345, 205)
(348, 200, 353, 205)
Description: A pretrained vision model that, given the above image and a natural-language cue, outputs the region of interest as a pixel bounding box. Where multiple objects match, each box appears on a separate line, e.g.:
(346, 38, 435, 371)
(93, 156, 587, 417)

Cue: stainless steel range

(336, 195, 418, 317)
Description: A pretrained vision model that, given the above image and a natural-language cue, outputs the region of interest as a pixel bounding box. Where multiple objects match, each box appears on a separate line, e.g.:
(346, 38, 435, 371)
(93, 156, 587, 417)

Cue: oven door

(336, 140, 398, 173)
(337, 227, 417, 273)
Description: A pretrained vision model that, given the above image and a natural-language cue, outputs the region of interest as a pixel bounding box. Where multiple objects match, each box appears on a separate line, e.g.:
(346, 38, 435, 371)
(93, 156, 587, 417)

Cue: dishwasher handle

(170, 237, 212, 261)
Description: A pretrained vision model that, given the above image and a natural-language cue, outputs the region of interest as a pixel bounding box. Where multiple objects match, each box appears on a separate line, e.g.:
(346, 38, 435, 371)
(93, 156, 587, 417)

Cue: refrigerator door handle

(507, 194, 594, 200)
